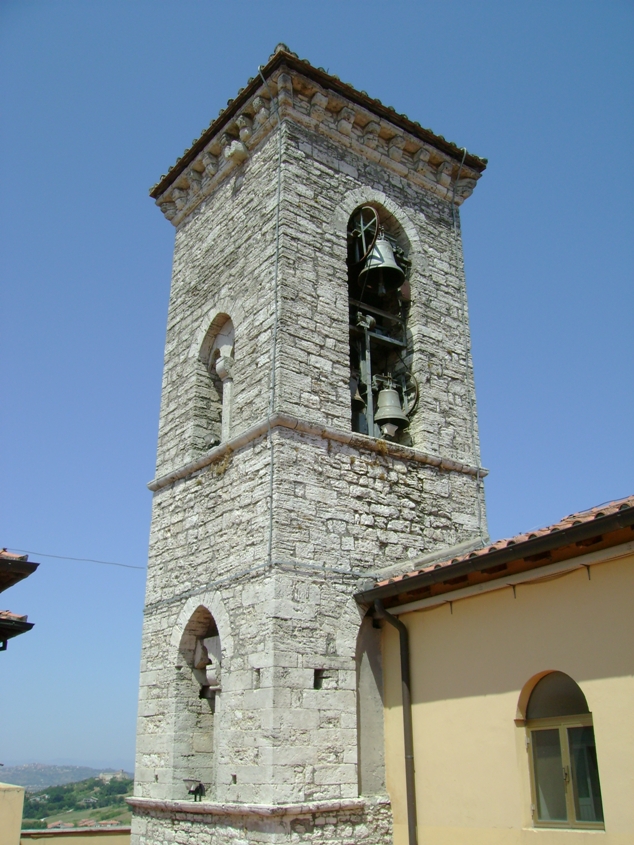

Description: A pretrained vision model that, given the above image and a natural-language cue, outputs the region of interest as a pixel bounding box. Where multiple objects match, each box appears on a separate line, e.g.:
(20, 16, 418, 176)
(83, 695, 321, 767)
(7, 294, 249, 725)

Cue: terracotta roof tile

(0, 610, 28, 621)
(0, 548, 28, 561)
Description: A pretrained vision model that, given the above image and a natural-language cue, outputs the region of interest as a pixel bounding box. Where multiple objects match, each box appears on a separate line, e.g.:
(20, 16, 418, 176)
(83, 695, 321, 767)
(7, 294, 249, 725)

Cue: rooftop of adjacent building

(357, 494, 634, 607)
(0, 549, 38, 647)
(0, 549, 39, 593)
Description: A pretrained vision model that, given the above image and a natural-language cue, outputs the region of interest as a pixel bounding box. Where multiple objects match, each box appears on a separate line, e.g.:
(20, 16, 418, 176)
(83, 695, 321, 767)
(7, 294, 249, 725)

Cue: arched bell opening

(192, 315, 235, 454)
(347, 205, 417, 444)
(172, 606, 222, 801)
(356, 613, 386, 797)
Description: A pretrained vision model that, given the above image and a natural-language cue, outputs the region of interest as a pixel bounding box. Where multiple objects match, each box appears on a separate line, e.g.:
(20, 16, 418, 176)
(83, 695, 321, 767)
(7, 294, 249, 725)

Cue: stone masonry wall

(155, 131, 280, 477)
(271, 428, 482, 568)
(276, 119, 482, 467)
(135, 426, 482, 810)
(131, 798, 392, 845)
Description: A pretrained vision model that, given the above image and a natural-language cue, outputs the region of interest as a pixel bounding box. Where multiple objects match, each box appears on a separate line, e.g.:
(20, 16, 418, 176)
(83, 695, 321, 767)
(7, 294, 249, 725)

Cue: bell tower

(130, 45, 488, 845)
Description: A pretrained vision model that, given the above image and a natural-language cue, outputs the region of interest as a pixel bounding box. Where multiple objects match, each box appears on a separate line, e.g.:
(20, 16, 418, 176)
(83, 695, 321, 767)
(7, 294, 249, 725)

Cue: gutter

(374, 600, 417, 845)
(357, 505, 634, 605)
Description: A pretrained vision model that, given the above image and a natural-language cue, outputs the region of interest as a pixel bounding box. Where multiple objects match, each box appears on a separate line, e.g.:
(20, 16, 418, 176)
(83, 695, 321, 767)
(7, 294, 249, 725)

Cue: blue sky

(1, 1, 632, 771)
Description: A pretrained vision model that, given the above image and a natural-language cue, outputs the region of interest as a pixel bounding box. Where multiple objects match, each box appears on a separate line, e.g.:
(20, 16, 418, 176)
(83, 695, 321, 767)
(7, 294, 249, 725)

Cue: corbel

(453, 178, 478, 201)
(202, 151, 218, 178)
(413, 145, 431, 173)
(171, 187, 188, 211)
(187, 166, 203, 195)
(276, 71, 293, 112)
(224, 140, 248, 164)
(387, 134, 406, 162)
(236, 115, 253, 143)
(252, 96, 270, 128)
(220, 132, 248, 165)
(337, 107, 356, 136)
(158, 200, 177, 221)
(435, 160, 453, 188)
(310, 91, 328, 123)
(362, 121, 380, 149)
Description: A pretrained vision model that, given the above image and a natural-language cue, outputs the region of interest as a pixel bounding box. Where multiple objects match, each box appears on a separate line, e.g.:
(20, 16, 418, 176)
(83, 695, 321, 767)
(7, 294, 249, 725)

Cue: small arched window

(193, 316, 235, 453)
(526, 672, 604, 829)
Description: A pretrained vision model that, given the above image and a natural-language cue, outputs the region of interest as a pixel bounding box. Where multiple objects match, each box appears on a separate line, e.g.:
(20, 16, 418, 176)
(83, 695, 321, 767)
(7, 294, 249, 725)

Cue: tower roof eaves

(150, 46, 487, 200)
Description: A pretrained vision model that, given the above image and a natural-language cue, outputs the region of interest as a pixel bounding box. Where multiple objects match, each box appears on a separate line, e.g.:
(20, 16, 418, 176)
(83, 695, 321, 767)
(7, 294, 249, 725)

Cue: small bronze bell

(358, 235, 404, 291)
(374, 386, 409, 437)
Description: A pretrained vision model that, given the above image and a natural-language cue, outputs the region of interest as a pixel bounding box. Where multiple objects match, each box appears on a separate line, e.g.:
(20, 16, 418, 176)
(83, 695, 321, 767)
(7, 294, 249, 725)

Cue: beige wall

(0, 783, 25, 845)
(383, 553, 634, 844)
(21, 831, 129, 845)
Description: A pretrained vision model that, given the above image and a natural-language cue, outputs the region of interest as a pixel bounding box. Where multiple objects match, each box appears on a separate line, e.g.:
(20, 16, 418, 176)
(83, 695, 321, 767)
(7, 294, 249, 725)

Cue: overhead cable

(5, 548, 145, 571)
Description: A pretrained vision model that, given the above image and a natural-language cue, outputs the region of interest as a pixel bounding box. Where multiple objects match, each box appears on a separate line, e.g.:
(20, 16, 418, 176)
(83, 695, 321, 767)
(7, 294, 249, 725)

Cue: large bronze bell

(358, 235, 404, 291)
(374, 386, 409, 437)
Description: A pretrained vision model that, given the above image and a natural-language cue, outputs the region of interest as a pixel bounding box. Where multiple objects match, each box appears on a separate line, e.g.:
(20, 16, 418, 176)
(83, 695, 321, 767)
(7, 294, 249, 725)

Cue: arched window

(193, 316, 235, 453)
(526, 672, 604, 829)
(172, 606, 221, 799)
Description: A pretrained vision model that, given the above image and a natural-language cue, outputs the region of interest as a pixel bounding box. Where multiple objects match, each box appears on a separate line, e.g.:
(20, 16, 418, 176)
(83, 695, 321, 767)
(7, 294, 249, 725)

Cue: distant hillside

(21, 774, 134, 830)
(0, 764, 131, 792)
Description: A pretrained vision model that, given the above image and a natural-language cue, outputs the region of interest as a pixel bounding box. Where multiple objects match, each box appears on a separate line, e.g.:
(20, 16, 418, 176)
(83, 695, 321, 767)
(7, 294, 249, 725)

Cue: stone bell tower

(130, 44, 488, 845)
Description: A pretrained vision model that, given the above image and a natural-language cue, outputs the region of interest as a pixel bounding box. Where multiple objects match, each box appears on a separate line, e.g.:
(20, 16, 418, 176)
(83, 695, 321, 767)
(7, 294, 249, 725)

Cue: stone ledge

(148, 412, 488, 491)
(127, 795, 370, 817)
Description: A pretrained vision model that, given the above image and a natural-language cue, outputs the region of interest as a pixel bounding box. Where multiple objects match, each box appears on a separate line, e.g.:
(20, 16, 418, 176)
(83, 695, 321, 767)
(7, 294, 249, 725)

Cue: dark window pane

(527, 672, 589, 719)
(533, 729, 567, 822)
(568, 727, 604, 823)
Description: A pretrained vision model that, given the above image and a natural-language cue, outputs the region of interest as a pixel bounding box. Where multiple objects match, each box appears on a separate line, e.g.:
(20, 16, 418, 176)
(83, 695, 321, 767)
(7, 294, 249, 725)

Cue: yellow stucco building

(357, 495, 634, 844)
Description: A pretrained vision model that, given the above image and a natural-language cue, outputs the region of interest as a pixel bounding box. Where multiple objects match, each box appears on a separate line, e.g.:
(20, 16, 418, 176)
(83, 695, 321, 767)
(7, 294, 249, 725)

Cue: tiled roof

(0, 548, 28, 561)
(376, 494, 634, 590)
(0, 550, 38, 594)
(0, 610, 28, 622)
